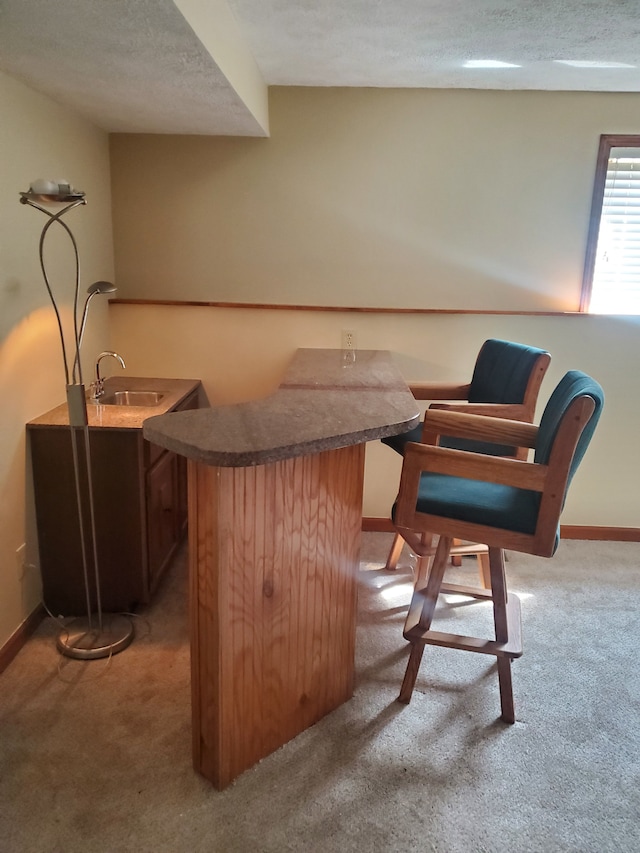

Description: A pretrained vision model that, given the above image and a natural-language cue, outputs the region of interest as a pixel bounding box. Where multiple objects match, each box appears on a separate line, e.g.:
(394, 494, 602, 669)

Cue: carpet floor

(1, 534, 638, 853)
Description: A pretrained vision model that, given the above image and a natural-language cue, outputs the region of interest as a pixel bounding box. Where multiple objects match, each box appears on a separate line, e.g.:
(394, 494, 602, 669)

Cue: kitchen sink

(100, 390, 165, 407)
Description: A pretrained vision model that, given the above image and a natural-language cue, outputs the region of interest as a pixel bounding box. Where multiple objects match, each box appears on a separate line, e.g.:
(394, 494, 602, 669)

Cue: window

(582, 134, 640, 314)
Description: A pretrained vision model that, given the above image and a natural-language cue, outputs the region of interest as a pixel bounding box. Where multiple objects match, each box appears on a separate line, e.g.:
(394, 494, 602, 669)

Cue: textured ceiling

(229, 0, 640, 89)
(0, 0, 266, 135)
(1, 0, 640, 136)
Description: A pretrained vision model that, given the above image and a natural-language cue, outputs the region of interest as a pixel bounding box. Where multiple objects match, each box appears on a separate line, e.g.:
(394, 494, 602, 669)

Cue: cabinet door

(146, 450, 179, 593)
(28, 427, 146, 616)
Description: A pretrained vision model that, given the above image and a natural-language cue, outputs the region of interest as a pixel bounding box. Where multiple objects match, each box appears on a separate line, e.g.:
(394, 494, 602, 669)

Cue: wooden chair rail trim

(110, 298, 584, 316)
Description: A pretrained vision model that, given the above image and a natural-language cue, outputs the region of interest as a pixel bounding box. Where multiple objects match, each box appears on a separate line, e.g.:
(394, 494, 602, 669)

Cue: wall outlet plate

(342, 329, 357, 350)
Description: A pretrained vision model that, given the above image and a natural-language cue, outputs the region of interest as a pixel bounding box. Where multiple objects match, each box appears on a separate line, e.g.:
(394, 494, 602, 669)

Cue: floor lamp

(20, 179, 134, 660)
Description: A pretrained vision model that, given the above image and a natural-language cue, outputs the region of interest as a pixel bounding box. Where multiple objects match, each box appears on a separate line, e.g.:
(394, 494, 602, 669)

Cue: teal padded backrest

(392, 370, 604, 555)
(535, 370, 604, 489)
(468, 339, 549, 404)
(383, 338, 549, 456)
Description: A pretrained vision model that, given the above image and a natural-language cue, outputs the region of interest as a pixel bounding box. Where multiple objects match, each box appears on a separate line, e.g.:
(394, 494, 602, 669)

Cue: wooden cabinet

(28, 384, 200, 617)
(146, 446, 179, 594)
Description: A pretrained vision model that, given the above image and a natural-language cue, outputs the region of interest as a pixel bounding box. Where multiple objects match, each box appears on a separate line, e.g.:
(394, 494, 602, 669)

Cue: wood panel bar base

(143, 349, 420, 788)
(188, 444, 365, 790)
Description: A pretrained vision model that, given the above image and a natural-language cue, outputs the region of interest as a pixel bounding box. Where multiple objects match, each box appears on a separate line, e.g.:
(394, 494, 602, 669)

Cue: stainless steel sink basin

(100, 390, 165, 407)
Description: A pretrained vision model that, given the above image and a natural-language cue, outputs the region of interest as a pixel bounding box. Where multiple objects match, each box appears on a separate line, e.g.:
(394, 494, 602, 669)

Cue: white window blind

(590, 153, 640, 314)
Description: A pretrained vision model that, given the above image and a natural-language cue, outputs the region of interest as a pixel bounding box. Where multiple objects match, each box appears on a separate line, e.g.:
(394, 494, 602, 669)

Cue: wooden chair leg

(497, 657, 515, 723)
(385, 532, 404, 571)
(398, 536, 452, 705)
(398, 643, 425, 703)
(398, 541, 521, 719)
(489, 548, 509, 642)
(478, 551, 491, 589)
(414, 532, 435, 585)
(489, 547, 516, 723)
(414, 554, 430, 585)
(416, 536, 451, 631)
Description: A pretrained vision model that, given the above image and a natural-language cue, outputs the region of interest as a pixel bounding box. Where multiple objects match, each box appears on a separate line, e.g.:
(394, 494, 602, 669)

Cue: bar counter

(144, 348, 419, 466)
(144, 349, 419, 788)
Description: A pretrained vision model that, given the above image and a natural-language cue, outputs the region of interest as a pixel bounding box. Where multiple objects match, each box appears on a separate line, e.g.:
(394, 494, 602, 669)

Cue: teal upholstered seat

(382, 338, 550, 457)
(398, 372, 604, 546)
(382, 339, 551, 574)
(403, 474, 541, 535)
(391, 370, 604, 723)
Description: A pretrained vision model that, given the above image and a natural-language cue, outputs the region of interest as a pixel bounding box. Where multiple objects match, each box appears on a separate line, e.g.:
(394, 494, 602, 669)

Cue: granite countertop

(27, 376, 201, 430)
(143, 349, 419, 467)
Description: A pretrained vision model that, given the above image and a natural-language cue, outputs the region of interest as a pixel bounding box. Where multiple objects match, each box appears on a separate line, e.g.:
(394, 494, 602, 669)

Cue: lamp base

(56, 613, 134, 660)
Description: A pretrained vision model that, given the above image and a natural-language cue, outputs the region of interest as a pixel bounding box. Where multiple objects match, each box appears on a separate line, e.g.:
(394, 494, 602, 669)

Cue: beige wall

(0, 71, 114, 648)
(109, 87, 640, 529)
(112, 87, 640, 311)
(109, 303, 638, 528)
(4, 82, 640, 652)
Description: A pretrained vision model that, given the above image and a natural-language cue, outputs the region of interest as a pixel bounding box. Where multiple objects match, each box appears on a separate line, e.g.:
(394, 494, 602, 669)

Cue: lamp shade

(20, 179, 85, 206)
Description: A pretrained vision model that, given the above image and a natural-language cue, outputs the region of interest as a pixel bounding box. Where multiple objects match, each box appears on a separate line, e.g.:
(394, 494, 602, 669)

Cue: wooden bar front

(143, 349, 419, 789)
(188, 444, 365, 788)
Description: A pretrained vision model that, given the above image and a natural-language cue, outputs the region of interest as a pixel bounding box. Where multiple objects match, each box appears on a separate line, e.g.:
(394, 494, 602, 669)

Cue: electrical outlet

(342, 329, 357, 350)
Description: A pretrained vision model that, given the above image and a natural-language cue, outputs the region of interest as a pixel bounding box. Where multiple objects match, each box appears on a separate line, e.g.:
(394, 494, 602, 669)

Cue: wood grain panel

(189, 443, 365, 789)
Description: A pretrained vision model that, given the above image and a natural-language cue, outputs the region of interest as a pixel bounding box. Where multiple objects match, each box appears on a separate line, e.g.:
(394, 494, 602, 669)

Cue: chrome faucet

(92, 351, 126, 400)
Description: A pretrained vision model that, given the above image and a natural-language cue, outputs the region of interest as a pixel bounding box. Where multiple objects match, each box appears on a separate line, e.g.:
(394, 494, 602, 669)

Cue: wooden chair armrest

(408, 381, 470, 401)
(395, 443, 547, 529)
(428, 402, 529, 420)
(406, 443, 546, 489)
(421, 408, 539, 448)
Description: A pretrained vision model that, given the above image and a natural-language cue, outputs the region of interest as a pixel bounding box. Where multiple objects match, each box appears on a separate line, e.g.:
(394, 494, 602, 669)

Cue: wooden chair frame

(393, 397, 596, 723)
(385, 350, 551, 577)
